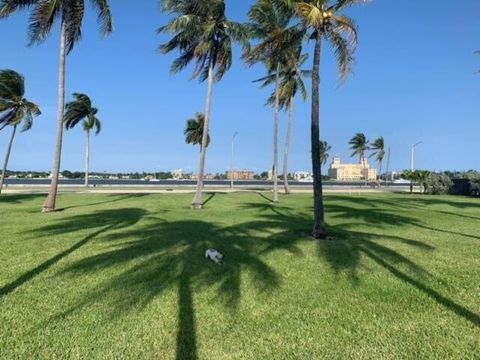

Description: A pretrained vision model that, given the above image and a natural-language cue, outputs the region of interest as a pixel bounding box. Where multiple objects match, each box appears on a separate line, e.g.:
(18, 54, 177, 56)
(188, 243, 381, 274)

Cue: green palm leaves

(369, 136, 385, 164)
(0, 69, 41, 132)
(158, 0, 248, 82)
(0, 69, 40, 195)
(319, 140, 331, 166)
(244, 0, 299, 67)
(0, 0, 113, 53)
(184, 113, 210, 150)
(289, 0, 360, 81)
(64, 93, 101, 135)
(349, 132, 369, 160)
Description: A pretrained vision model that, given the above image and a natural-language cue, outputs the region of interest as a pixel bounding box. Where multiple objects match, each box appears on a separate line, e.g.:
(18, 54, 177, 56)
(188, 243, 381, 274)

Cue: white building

(294, 171, 313, 182)
(172, 169, 183, 180)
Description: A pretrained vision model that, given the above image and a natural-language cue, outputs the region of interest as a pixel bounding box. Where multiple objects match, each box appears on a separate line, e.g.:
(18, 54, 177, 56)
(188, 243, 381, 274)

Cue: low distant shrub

(424, 173, 453, 195)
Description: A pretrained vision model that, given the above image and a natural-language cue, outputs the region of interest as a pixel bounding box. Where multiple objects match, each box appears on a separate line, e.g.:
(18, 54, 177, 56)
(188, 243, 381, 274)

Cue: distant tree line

(402, 170, 480, 196)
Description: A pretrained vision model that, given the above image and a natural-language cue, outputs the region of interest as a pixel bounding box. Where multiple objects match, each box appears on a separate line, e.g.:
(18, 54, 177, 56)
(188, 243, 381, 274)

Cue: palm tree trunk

(85, 130, 90, 187)
(272, 62, 280, 203)
(378, 160, 383, 183)
(311, 31, 327, 239)
(192, 59, 215, 208)
(43, 21, 67, 212)
(363, 155, 368, 186)
(0, 125, 17, 195)
(283, 97, 294, 195)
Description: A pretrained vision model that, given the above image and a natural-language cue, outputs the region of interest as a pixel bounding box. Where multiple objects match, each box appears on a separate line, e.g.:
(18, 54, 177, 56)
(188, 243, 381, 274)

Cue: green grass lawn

(0, 192, 479, 359)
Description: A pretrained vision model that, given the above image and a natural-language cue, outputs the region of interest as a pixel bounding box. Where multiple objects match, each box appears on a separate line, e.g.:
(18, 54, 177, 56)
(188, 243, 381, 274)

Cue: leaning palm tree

(286, 0, 363, 238)
(0, 0, 113, 211)
(349, 133, 369, 185)
(184, 113, 210, 151)
(0, 69, 41, 195)
(244, 0, 300, 202)
(255, 50, 310, 194)
(319, 140, 331, 166)
(369, 136, 385, 180)
(159, 0, 248, 208)
(64, 93, 101, 187)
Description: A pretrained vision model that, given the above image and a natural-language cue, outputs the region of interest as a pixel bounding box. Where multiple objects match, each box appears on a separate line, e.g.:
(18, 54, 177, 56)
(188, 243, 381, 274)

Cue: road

(4, 178, 408, 189)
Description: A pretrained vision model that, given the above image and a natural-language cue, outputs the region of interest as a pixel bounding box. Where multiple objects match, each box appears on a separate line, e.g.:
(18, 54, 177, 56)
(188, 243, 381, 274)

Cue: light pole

(411, 141, 423, 171)
(410, 141, 422, 193)
(230, 131, 238, 190)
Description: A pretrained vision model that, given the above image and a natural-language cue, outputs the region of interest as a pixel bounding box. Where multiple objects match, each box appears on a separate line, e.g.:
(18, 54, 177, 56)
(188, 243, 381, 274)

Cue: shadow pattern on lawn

(0, 208, 146, 296)
(9, 194, 479, 358)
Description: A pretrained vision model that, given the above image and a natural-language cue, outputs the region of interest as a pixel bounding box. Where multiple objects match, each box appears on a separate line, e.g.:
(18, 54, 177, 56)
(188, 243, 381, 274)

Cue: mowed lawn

(0, 192, 479, 359)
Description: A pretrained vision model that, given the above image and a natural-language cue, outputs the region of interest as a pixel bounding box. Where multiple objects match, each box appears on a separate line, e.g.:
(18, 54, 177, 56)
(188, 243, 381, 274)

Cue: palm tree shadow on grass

(40, 198, 479, 359)
(259, 202, 480, 326)
(59, 194, 150, 211)
(0, 208, 146, 297)
(48, 215, 281, 359)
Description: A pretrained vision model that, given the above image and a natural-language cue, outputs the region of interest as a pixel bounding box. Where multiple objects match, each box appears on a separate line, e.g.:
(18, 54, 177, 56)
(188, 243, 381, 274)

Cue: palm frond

(0, 0, 37, 18)
(28, 0, 62, 47)
(90, 0, 113, 35)
(0, 69, 25, 99)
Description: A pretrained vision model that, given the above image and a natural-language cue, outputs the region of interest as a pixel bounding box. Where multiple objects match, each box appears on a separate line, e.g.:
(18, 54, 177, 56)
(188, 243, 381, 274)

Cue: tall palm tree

(287, 0, 362, 238)
(369, 136, 385, 180)
(159, 0, 248, 208)
(63, 93, 101, 187)
(349, 132, 369, 185)
(1, 0, 113, 211)
(319, 140, 331, 166)
(184, 113, 210, 151)
(255, 50, 310, 194)
(0, 69, 41, 195)
(244, 0, 300, 202)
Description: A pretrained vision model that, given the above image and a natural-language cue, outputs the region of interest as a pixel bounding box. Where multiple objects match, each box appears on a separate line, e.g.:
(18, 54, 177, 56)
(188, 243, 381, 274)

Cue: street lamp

(411, 141, 423, 171)
(230, 131, 238, 190)
(410, 141, 423, 193)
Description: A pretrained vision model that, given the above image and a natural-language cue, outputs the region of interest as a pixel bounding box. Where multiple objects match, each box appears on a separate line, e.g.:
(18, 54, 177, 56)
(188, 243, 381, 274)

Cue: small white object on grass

(205, 248, 224, 265)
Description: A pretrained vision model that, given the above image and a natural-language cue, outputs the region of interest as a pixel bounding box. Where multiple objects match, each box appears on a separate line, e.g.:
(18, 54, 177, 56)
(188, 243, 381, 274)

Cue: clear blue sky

(1, 0, 479, 174)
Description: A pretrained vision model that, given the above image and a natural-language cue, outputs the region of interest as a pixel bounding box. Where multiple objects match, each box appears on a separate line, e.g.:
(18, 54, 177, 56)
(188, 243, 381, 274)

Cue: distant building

(172, 169, 183, 180)
(227, 170, 255, 180)
(328, 156, 377, 181)
(294, 171, 313, 182)
(191, 173, 215, 180)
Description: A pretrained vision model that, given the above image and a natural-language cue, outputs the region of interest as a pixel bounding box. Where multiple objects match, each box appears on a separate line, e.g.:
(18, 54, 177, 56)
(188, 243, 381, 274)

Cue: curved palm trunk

(43, 22, 67, 212)
(192, 60, 215, 208)
(311, 31, 327, 239)
(272, 62, 280, 203)
(85, 130, 90, 187)
(283, 97, 294, 195)
(0, 125, 17, 195)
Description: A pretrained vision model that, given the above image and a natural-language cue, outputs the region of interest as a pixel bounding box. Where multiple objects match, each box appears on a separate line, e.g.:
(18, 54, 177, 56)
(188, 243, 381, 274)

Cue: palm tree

(1, 0, 113, 212)
(244, 0, 301, 202)
(319, 140, 331, 166)
(254, 50, 310, 194)
(0, 69, 41, 195)
(64, 93, 101, 187)
(184, 113, 210, 151)
(287, 0, 361, 238)
(369, 136, 385, 180)
(402, 169, 429, 194)
(349, 133, 369, 186)
(402, 170, 416, 194)
(159, 0, 248, 208)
